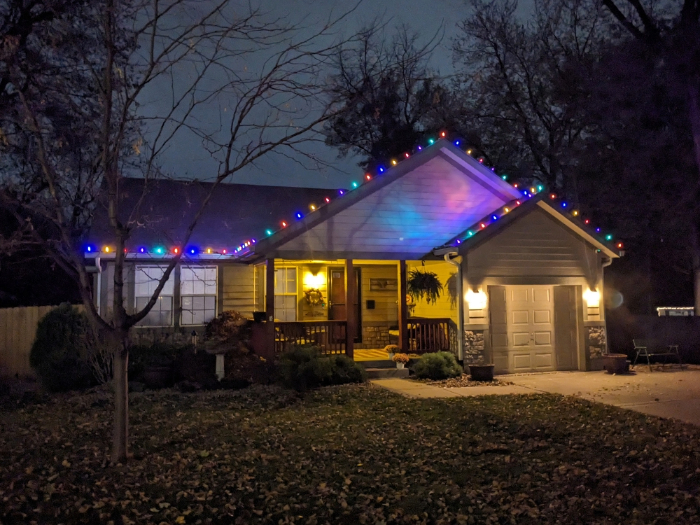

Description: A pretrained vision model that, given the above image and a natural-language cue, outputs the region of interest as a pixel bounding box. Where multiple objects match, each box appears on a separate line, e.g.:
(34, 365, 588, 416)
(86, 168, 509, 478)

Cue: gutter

(441, 249, 464, 362)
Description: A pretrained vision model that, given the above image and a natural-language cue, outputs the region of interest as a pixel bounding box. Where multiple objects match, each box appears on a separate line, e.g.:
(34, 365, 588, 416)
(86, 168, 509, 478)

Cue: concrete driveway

(506, 367, 700, 426)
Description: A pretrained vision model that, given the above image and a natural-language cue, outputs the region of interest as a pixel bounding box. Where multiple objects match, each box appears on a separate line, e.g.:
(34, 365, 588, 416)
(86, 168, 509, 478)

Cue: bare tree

(0, 0, 360, 463)
(453, 0, 611, 196)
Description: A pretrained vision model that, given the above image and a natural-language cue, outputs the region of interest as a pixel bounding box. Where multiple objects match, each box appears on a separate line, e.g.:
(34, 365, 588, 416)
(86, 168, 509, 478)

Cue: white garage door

(490, 285, 555, 373)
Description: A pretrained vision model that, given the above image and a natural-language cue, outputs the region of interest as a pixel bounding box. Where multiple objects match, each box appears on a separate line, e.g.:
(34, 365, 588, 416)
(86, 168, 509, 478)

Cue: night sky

(146, 0, 533, 190)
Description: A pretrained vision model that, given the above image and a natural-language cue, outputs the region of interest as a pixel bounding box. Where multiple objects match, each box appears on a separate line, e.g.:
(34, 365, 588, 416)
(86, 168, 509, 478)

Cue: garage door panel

(511, 288, 528, 302)
(534, 331, 551, 345)
(512, 332, 530, 346)
(513, 354, 532, 370)
(533, 310, 550, 324)
(512, 310, 528, 324)
(533, 288, 551, 302)
(534, 352, 553, 368)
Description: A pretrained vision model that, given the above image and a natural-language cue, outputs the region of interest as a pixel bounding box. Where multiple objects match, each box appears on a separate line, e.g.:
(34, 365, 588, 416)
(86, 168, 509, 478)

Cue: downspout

(601, 256, 613, 354)
(444, 251, 464, 361)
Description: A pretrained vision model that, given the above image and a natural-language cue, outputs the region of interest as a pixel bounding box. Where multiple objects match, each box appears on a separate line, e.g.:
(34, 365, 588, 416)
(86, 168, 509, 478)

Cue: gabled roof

(243, 139, 523, 261)
(433, 194, 622, 259)
(89, 178, 331, 251)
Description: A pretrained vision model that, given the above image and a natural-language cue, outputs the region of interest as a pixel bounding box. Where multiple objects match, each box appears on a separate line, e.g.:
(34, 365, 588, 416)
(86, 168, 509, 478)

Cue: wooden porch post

(345, 259, 355, 358)
(265, 258, 275, 358)
(398, 260, 408, 353)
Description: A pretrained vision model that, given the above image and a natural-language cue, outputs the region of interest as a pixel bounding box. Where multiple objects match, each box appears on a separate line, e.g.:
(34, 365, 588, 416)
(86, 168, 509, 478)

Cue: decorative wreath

(304, 288, 325, 307)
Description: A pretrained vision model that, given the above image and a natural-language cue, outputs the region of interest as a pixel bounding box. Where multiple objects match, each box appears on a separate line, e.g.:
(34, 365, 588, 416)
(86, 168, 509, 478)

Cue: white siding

(467, 209, 601, 282)
(277, 155, 512, 258)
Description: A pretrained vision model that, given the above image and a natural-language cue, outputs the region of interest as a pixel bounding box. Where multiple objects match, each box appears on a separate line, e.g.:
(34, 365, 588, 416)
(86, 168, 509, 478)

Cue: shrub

(205, 310, 252, 354)
(29, 304, 95, 392)
(129, 342, 191, 389)
(279, 345, 367, 391)
(412, 351, 462, 380)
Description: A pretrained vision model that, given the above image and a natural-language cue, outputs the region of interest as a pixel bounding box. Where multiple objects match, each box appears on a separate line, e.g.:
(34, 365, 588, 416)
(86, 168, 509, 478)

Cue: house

(88, 138, 621, 373)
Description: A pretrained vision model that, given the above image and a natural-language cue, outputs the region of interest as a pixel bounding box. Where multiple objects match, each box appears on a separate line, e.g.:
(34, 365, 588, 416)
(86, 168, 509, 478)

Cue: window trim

(274, 266, 298, 322)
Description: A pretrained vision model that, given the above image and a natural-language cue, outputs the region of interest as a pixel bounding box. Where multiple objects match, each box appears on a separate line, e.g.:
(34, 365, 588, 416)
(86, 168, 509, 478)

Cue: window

(135, 266, 174, 326)
(180, 266, 217, 325)
(274, 267, 297, 321)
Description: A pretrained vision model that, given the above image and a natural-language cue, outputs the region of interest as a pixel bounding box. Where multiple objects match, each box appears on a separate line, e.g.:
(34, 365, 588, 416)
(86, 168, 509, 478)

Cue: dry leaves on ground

(1, 385, 700, 524)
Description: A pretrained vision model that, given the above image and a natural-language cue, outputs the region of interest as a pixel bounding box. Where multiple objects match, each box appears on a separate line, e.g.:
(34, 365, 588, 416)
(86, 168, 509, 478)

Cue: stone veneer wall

(357, 324, 392, 349)
(587, 326, 607, 358)
(463, 330, 486, 364)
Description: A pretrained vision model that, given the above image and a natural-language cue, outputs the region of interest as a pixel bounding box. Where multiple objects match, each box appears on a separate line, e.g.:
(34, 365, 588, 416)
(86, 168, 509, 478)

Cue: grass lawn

(2, 385, 700, 524)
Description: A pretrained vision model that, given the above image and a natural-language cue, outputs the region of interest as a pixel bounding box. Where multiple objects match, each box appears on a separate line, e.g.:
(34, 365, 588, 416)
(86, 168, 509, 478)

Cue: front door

(328, 267, 361, 342)
(490, 285, 555, 373)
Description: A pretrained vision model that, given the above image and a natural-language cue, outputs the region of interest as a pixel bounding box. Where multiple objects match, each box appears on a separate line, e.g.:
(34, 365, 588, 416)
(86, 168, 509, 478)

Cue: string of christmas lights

(87, 131, 622, 256)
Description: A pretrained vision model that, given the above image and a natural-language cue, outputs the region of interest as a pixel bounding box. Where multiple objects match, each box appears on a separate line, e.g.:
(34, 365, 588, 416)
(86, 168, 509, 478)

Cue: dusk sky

(148, 0, 533, 190)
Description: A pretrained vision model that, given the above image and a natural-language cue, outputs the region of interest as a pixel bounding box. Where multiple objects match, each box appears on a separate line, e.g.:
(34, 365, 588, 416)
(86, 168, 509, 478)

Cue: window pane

(192, 310, 204, 325)
(181, 280, 194, 295)
(204, 296, 216, 310)
(204, 282, 217, 295)
(274, 270, 285, 294)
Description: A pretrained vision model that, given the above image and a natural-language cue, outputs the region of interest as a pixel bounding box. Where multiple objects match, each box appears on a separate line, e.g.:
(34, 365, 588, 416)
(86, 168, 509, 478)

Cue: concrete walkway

(370, 379, 533, 398)
(371, 367, 700, 426)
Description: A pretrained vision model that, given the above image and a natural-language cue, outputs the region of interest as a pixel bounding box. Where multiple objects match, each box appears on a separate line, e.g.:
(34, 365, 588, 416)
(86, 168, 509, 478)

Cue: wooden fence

(0, 305, 81, 378)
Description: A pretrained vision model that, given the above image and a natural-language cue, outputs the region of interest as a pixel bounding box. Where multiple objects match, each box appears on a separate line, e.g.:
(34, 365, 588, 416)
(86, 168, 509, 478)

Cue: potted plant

(407, 269, 443, 304)
(392, 353, 410, 369)
(385, 344, 398, 360)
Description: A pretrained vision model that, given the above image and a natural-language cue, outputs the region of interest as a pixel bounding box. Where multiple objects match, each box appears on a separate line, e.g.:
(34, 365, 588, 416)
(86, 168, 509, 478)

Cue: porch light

(583, 288, 600, 307)
(303, 271, 326, 289)
(466, 289, 487, 310)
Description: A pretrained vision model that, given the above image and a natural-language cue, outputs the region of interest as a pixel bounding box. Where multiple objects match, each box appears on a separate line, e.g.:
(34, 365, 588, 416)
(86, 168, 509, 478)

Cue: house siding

(466, 208, 601, 282)
(221, 264, 257, 317)
(275, 154, 513, 259)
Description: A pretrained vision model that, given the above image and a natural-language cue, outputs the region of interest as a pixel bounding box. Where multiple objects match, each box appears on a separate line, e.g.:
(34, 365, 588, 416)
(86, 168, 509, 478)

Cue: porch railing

(407, 318, 454, 354)
(274, 321, 347, 355)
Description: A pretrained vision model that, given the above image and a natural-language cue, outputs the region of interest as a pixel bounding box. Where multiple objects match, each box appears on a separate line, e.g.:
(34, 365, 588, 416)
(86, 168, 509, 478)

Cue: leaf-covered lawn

(2, 386, 700, 525)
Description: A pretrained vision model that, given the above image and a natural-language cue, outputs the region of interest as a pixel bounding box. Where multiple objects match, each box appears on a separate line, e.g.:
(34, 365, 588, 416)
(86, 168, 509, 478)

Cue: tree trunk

(111, 336, 129, 464)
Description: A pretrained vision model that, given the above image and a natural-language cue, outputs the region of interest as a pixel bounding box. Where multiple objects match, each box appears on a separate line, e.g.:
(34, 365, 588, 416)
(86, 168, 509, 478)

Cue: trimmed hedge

(29, 304, 95, 392)
(412, 351, 463, 380)
(279, 346, 367, 391)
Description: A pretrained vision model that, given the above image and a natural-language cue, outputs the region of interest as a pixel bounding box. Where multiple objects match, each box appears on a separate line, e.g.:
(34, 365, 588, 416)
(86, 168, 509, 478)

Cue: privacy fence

(0, 305, 81, 377)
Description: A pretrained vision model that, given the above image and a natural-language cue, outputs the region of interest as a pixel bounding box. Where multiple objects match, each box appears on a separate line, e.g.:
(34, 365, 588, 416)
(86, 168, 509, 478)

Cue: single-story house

(88, 138, 621, 373)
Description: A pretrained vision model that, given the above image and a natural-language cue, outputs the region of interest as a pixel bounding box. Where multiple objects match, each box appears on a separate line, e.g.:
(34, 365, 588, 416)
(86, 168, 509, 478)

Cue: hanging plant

(446, 272, 459, 308)
(407, 269, 443, 304)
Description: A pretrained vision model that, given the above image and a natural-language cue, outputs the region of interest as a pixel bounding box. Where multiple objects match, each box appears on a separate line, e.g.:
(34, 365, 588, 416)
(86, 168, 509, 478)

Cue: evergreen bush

(279, 345, 367, 391)
(412, 351, 462, 380)
(29, 304, 95, 392)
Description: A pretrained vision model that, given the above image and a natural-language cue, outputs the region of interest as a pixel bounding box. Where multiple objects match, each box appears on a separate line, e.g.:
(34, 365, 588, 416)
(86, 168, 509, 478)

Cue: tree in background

(598, 0, 700, 312)
(0, 0, 359, 463)
(324, 25, 447, 169)
(453, 0, 611, 196)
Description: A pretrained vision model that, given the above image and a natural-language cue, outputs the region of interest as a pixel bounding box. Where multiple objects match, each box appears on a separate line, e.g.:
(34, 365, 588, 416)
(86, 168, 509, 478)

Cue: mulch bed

(412, 374, 514, 388)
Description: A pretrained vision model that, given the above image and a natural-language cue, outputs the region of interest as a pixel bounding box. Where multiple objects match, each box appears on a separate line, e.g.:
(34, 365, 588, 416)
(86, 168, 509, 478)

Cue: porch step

(358, 359, 395, 369)
(364, 367, 409, 379)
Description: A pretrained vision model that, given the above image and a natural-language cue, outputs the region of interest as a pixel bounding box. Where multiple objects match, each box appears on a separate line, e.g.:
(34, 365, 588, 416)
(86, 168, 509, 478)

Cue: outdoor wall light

(466, 289, 487, 310)
(583, 288, 600, 307)
(303, 271, 326, 289)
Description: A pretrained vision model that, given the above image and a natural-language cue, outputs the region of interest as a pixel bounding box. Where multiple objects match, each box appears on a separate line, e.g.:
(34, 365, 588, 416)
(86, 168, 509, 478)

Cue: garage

(489, 285, 580, 374)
